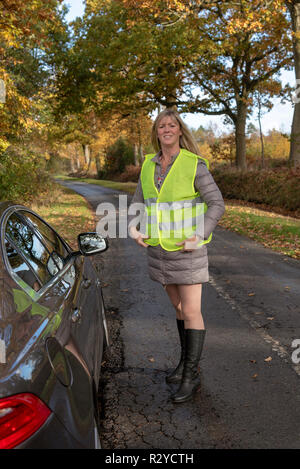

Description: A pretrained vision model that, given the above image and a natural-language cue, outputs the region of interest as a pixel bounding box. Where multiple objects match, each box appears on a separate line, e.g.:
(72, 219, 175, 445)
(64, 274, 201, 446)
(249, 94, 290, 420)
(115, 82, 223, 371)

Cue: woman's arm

(194, 160, 225, 240)
(176, 160, 225, 251)
(128, 176, 149, 247)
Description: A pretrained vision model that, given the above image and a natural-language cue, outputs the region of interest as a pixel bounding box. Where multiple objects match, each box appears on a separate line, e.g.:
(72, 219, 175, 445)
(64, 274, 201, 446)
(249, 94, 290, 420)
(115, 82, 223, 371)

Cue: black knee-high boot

(171, 329, 206, 403)
(166, 319, 185, 384)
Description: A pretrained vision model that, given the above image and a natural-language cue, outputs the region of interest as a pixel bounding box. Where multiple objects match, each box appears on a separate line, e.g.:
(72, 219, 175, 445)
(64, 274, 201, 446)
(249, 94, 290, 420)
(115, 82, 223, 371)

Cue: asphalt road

(59, 180, 300, 449)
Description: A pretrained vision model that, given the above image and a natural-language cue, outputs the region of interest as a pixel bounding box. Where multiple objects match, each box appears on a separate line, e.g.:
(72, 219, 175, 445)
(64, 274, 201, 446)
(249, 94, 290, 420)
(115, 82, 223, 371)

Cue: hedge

(211, 167, 300, 216)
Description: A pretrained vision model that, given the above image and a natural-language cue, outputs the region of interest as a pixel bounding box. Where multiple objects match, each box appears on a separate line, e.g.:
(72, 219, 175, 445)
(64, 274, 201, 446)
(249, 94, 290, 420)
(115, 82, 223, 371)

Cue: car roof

(0, 202, 32, 218)
(0, 201, 17, 215)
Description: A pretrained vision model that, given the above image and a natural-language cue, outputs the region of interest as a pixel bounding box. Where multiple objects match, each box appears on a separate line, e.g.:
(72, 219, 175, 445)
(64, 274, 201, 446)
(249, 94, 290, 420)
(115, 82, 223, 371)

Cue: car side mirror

(77, 232, 108, 256)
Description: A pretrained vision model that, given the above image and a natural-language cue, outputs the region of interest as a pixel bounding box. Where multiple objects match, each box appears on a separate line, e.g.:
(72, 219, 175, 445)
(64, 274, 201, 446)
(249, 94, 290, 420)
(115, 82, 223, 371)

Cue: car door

(14, 209, 104, 378)
(70, 255, 103, 381)
(4, 209, 75, 345)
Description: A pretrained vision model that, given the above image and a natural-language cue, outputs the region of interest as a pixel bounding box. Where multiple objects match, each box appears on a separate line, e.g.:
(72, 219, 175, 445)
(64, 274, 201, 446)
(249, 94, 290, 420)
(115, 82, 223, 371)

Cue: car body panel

(0, 202, 108, 448)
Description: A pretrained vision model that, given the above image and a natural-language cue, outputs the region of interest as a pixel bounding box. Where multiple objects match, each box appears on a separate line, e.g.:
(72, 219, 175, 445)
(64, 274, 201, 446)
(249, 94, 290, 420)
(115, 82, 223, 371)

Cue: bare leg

(165, 284, 183, 320)
(177, 284, 204, 330)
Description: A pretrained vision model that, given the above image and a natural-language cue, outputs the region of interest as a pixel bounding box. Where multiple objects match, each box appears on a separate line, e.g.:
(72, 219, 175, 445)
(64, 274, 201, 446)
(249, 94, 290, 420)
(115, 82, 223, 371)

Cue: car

(0, 202, 109, 449)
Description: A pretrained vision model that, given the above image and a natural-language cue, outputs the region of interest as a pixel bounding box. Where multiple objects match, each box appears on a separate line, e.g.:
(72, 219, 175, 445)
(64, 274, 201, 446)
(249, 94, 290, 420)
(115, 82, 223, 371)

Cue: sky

(63, 0, 295, 135)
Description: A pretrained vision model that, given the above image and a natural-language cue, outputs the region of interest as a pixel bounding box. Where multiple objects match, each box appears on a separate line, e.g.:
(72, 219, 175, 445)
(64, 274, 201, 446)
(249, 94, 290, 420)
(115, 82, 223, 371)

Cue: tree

(179, 1, 292, 170)
(81, 0, 292, 169)
(73, 0, 194, 111)
(0, 0, 65, 148)
(286, 0, 300, 166)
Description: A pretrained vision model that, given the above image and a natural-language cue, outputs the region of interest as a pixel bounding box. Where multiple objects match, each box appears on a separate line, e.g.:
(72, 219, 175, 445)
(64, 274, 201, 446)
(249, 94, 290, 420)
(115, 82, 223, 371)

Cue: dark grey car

(0, 202, 109, 449)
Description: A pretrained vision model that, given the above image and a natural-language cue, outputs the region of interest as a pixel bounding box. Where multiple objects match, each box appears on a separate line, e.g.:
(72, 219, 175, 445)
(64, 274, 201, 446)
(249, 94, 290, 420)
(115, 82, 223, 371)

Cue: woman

(129, 109, 225, 403)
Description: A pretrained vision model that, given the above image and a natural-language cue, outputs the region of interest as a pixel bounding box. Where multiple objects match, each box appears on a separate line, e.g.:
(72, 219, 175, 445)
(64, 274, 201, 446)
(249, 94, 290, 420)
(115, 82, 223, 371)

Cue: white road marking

(209, 275, 300, 378)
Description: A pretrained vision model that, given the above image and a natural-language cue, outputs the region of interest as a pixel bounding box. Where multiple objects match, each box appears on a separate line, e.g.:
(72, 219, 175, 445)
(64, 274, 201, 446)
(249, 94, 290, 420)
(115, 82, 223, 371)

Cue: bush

(118, 164, 141, 182)
(104, 137, 135, 176)
(0, 146, 51, 203)
(212, 166, 300, 215)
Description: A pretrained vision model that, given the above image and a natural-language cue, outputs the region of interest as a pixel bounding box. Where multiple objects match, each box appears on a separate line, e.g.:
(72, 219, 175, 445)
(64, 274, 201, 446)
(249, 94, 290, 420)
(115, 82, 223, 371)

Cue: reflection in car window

(5, 239, 40, 291)
(20, 211, 69, 259)
(5, 213, 54, 289)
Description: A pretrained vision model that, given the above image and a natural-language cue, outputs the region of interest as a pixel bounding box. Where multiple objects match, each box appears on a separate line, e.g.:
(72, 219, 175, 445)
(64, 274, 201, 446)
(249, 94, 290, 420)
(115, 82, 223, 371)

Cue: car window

(5, 213, 59, 291)
(19, 211, 69, 259)
(5, 239, 41, 291)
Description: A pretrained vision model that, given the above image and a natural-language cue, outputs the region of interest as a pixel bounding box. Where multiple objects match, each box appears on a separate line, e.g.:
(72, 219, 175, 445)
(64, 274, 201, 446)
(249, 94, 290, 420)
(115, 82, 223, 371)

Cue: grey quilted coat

(128, 151, 225, 285)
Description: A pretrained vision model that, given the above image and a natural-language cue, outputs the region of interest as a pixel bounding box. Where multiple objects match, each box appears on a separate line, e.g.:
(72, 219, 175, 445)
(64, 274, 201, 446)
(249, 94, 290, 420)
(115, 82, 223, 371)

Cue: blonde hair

(151, 109, 200, 155)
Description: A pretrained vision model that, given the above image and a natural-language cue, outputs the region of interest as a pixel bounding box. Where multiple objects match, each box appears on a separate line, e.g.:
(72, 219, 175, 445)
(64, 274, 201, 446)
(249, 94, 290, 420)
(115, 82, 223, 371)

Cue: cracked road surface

(59, 180, 300, 449)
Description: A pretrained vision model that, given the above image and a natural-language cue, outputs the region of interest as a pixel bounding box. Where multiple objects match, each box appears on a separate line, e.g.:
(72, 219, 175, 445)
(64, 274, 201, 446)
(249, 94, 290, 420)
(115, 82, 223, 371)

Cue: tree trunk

(87, 148, 92, 173)
(139, 143, 144, 163)
(257, 94, 265, 168)
(73, 145, 80, 171)
(70, 156, 75, 173)
(95, 153, 102, 178)
(82, 144, 90, 166)
(136, 120, 142, 166)
(288, 0, 300, 167)
(234, 100, 248, 170)
(133, 143, 139, 166)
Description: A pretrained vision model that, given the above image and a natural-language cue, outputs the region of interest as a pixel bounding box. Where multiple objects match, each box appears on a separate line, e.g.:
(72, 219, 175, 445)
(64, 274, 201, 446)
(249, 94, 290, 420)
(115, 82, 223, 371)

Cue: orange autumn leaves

(219, 204, 300, 259)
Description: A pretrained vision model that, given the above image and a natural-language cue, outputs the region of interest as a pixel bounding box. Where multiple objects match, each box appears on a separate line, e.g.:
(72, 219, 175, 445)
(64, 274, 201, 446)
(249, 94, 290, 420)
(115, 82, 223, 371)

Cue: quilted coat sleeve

(128, 176, 146, 228)
(194, 160, 225, 240)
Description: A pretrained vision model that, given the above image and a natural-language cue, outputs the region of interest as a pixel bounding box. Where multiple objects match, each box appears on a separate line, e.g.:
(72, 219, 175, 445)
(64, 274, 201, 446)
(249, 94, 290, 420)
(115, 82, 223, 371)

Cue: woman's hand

(129, 226, 149, 248)
(175, 234, 202, 252)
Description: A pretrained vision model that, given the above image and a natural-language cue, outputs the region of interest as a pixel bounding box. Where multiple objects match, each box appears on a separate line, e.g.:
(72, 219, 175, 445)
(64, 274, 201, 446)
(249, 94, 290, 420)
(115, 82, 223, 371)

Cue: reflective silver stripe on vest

(157, 197, 203, 211)
(145, 197, 203, 210)
(148, 214, 157, 224)
(159, 215, 204, 232)
(145, 197, 205, 238)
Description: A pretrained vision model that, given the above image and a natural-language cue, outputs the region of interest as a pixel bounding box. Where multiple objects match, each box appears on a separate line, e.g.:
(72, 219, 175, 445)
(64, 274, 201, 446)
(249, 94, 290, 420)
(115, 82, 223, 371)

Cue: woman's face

(156, 116, 182, 148)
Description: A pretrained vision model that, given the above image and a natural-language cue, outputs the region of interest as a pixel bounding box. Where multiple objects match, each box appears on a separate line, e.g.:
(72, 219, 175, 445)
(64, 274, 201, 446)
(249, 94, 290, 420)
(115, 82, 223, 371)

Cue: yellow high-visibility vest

(140, 148, 212, 251)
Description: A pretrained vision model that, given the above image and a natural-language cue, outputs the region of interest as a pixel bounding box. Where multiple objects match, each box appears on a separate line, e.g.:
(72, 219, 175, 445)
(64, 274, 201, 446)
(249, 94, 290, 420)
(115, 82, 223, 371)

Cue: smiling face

(156, 115, 182, 150)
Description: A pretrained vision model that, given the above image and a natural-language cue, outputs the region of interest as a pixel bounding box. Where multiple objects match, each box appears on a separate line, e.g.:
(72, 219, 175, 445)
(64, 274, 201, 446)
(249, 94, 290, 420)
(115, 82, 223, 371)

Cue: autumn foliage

(0, 0, 66, 201)
(0, 0, 299, 207)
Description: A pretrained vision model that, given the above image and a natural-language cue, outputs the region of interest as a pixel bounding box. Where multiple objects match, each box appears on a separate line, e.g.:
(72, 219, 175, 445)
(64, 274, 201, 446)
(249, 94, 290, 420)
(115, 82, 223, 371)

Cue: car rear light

(0, 393, 51, 449)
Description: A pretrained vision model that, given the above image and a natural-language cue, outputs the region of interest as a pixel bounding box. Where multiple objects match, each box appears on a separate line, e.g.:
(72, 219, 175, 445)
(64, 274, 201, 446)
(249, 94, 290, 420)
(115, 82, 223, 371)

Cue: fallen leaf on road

(252, 374, 258, 379)
(250, 359, 257, 364)
(248, 292, 255, 296)
(264, 356, 272, 362)
(148, 357, 155, 363)
(267, 317, 274, 320)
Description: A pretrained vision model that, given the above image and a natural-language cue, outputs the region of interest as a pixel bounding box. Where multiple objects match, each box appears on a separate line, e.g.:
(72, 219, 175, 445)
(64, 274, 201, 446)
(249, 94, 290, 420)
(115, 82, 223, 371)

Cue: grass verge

(54, 175, 300, 260)
(219, 203, 300, 259)
(30, 183, 95, 250)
